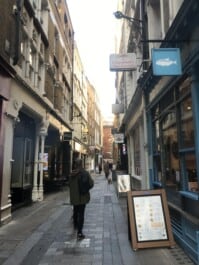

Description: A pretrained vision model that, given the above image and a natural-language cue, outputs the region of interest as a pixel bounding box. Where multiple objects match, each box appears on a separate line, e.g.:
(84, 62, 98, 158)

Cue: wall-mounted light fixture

(113, 11, 143, 34)
(113, 10, 149, 70)
(114, 11, 143, 24)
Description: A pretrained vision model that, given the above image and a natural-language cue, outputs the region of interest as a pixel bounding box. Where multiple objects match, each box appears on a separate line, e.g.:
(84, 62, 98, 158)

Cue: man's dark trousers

(73, 204, 86, 233)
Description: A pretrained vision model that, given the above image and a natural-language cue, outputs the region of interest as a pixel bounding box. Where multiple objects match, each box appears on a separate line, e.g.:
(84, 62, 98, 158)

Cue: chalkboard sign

(127, 189, 175, 250)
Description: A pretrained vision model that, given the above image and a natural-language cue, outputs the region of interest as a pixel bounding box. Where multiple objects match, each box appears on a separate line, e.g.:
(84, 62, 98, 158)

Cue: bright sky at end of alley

(67, 0, 118, 120)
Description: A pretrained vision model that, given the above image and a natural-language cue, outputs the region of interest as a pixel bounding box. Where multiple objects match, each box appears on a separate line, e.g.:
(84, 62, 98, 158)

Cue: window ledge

(179, 191, 199, 200)
(131, 175, 141, 181)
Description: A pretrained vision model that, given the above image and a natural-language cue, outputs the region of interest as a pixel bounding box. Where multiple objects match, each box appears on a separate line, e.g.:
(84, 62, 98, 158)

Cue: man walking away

(104, 161, 110, 179)
(69, 159, 94, 240)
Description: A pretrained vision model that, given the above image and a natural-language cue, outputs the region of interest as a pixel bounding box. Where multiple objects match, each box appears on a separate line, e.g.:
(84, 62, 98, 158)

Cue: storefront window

(177, 94, 198, 192)
(151, 78, 199, 194)
(162, 110, 180, 189)
(185, 153, 197, 180)
(154, 119, 160, 152)
(153, 119, 162, 182)
(179, 96, 194, 149)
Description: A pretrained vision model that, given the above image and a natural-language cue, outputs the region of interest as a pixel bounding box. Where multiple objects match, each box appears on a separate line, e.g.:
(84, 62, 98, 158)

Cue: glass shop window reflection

(162, 110, 180, 190)
(180, 96, 195, 149)
(179, 96, 198, 192)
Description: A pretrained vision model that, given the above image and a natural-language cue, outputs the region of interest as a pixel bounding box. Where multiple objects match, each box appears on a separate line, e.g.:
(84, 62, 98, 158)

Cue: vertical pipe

(32, 134, 39, 201)
(160, 0, 165, 38)
(13, 0, 24, 65)
(70, 31, 75, 121)
(38, 135, 45, 201)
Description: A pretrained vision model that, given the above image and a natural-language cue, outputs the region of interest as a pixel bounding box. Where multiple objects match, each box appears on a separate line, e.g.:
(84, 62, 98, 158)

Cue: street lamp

(113, 11, 143, 24)
(113, 11, 143, 34)
(114, 10, 148, 69)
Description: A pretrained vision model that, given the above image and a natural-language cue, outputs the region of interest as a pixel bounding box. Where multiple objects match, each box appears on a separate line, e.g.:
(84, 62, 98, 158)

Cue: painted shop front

(142, 3, 199, 263)
(0, 60, 16, 225)
(10, 109, 72, 209)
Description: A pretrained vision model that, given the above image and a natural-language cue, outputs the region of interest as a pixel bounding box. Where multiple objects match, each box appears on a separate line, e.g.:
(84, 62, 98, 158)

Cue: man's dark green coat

(69, 169, 94, 205)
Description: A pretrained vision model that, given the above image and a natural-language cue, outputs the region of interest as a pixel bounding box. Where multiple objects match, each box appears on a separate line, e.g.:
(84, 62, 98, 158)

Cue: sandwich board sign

(152, 48, 182, 76)
(127, 189, 175, 250)
(117, 174, 131, 197)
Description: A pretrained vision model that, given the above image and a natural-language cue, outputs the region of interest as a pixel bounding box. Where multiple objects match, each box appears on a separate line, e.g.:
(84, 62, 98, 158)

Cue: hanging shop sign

(109, 53, 137, 71)
(152, 48, 182, 76)
(114, 133, 124, 143)
(112, 103, 124, 114)
(63, 131, 72, 141)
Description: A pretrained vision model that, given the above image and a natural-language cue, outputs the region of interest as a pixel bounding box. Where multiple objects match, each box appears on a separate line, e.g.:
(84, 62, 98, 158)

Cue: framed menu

(127, 189, 175, 250)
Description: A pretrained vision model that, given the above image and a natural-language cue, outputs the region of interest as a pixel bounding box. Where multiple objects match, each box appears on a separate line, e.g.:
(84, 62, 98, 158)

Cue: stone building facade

(0, 0, 74, 224)
(0, 0, 103, 225)
(114, 0, 199, 263)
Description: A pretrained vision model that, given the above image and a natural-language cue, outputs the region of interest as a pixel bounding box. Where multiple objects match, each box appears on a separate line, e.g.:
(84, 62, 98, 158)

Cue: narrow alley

(0, 174, 194, 265)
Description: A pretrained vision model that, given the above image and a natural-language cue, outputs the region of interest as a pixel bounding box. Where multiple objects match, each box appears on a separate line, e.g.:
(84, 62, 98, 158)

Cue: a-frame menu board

(127, 189, 175, 250)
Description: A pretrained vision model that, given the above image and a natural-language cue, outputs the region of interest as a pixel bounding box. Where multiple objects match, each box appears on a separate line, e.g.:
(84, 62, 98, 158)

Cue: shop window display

(179, 96, 198, 192)
(151, 78, 198, 194)
(162, 110, 180, 190)
(153, 119, 162, 182)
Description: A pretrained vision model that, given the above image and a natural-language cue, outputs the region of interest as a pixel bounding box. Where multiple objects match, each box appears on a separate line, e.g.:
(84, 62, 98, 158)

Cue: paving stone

(0, 175, 195, 265)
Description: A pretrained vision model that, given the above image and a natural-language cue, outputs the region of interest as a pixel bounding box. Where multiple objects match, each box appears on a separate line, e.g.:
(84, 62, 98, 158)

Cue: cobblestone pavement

(0, 174, 195, 265)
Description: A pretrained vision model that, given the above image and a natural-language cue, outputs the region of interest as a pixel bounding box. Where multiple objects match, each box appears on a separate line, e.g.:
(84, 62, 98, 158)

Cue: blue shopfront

(140, 3, 199, 264)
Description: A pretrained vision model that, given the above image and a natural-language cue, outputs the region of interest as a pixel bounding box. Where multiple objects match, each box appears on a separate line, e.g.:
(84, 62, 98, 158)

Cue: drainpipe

(13, 0, 24, 65)
(32, 134, 39, 202)
(38, 135, 45, 201)
(160, 0, 165, 38)
(70, 31, 75, 121)
(141, 0, 150, 188)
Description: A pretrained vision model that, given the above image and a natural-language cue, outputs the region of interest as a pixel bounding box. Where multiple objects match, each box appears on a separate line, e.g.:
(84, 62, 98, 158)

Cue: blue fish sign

(152, 48, 182, 76)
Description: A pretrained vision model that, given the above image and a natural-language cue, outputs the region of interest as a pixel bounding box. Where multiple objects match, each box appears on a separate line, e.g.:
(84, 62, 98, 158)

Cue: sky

(67, 0, 118, 120)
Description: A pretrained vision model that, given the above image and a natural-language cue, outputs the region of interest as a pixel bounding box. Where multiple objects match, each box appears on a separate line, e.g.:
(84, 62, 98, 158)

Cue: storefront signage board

(63, 131, 72, 141)
(109, 53, 137, 71)
(114, 133, 124, 143)
(112, 103, 124, 114)
(152, 48, 182, 76)
(117, 175, 131, 196)
(127, 189, 175, 250)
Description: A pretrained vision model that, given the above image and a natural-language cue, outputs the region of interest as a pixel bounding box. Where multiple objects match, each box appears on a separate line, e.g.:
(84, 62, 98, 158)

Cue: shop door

(11, 137, 33, 206)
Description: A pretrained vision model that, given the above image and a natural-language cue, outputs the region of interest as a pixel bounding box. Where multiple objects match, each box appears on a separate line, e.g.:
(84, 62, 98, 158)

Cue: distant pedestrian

(98, 164, 102, 174)
(107, 171, 112, 184)
(104, 161, 110, 179)
(69, 158, 94, 240)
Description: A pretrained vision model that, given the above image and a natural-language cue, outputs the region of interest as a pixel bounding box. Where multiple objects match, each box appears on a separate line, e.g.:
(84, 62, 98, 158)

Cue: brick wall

(103, 126, 114, 160)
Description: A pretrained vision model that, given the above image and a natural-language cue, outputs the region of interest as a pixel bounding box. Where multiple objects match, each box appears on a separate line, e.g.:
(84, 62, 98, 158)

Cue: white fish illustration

(156, 58, 177, 66)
